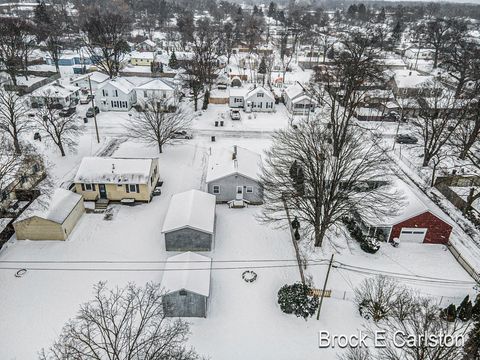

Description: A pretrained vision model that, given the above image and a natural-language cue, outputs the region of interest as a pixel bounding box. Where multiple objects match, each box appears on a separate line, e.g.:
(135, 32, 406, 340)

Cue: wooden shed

(162, 190, 216, 251)
(13, 189, 84, 241)
(161, 252, 212, 318)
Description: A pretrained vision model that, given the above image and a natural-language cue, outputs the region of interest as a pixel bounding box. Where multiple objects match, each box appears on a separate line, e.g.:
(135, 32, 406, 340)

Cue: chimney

(232, 145, 237, 160)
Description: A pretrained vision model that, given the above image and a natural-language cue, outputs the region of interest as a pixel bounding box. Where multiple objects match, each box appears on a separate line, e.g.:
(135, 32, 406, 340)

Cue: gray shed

(162, 190, 216, 251)
(161, 252, 212, 318)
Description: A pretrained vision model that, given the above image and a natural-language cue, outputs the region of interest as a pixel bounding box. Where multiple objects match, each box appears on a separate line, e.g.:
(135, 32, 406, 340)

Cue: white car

(230, 109, 241, 120)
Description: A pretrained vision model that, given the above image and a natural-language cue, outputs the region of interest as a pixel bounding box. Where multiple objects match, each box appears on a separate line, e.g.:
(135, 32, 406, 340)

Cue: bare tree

(123, 97, 191, 154)
(312, 32, 381, 157)
(33, 97, 83, 157)
(451, 95, 480, 160)
(0, 138, 23, 196)
(417, 18, 458, 68)
(39, 282, 202, 360)
(0, 18, 32, 86)
(82, 2, 132, 78)
(261, 120, 398, 247)
(354, 276, 407, 322)
(0, 89, 29, 154)
(376, 295, 469, 360)
(410, 83, 467, 167)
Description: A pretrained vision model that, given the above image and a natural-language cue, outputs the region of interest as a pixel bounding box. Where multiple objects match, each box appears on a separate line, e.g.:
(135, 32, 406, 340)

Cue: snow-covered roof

(284, 83, 305, 100)
(15, 189, 82, 224)
(135, 78, 174, 91)
(365, 178, 452, 227)
(30, 82, 79, 98)
(73, 71, 109, 85)
(74, 157, 156, 185)
(161, 252, 211, 297)
(206, 146, 261, 183)
(130, 51, 155, 60)
(393, 69, 434, 89)
(229, 87, 247, 97)
(98, 77, 135, 94)
(162, 190, 216, 234)
(139, 39, 156, 48)
(245, 86, 275, 101)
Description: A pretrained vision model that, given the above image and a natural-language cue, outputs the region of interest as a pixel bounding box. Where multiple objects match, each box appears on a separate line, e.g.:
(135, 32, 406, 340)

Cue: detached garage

(161, 252, 212, 318)
(13, 189, 85, 241)
(162, 189, 216, 251)
(362, 179, 453, 245)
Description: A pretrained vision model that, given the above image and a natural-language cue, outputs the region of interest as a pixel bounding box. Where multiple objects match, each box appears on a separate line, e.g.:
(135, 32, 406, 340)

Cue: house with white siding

(134, 78, 176, 106)
(283, 83, 316, 115)
(72, 71, 109, 92)
(97, 78, 137, 111)
(228, 86, 275, 112)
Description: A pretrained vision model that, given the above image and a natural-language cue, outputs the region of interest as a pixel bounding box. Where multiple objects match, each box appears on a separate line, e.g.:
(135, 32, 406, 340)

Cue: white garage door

(398, 228, 427, 243)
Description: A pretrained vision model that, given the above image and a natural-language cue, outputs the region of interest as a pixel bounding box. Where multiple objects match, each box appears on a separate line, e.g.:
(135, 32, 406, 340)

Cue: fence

(393, 147, 431, 185)
(447, 242, 480, 284)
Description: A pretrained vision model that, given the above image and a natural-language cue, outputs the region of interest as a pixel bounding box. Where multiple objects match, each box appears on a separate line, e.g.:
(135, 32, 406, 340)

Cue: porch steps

(95, 199, 110, 210)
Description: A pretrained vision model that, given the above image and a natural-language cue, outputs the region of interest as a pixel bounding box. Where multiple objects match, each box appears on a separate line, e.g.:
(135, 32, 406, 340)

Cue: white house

(228, 86, 275, 112)
(71, 71, 109, 92)
(29, 82, 80, 108)
(97, 78, 137, 111)
(134, 78, 176, 106)
(283, 83, 316, 115)
(135, 39, 157, 52)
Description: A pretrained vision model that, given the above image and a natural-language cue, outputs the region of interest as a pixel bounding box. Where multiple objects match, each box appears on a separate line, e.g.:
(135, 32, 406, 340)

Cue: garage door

(398, 228, 427, 243)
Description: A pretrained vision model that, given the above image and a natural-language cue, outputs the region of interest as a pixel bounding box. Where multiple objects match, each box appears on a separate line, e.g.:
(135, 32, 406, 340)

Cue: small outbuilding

(13, 189, 84, 241)
(162, 190, 216, 251)
(161, 252, 212, 318)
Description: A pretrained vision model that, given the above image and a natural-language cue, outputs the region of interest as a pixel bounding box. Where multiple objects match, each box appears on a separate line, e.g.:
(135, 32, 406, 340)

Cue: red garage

(388, 210, 453, 245)
(361, 179, 453, 245)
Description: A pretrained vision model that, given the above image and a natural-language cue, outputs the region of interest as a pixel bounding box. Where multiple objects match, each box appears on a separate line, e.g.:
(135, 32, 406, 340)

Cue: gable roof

(162, 190, 216, 234)
(284, 83, 305, 100)
(245, 86, 274, 101)
(392, 70, 434, 89)
(98, 77, 135, 94)
(135, 78, 174, 91)
(30, 82, 79, 98)
(15, 189, 82, 224)
(74, 157, 156, 185)
(206, 145, 261, 183)
(161, 252, 211, 297)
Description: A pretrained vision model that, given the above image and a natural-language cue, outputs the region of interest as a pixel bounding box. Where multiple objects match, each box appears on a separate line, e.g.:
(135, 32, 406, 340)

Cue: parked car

(230, 109, 241, 120)
(172, 130, 193, 139)
(59, 107, 76, 117)
(79, 96, 90, 104)
(395, 134, 418, 144)
(86, 106, 99, 118)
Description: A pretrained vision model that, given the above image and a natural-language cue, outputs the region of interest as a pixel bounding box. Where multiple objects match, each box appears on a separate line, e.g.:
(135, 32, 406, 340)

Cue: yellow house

(13, 188, 85, 241)
(73, 157, 160, 203)
(130, 51, 156, 66)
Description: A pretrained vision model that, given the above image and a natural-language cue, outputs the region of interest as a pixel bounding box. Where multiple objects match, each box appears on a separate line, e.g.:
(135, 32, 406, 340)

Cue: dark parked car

(395, 134, 418, 144)
(59, 107, 76, 117)
(172, 130, 193, 139)
(86, 106, 99, 117)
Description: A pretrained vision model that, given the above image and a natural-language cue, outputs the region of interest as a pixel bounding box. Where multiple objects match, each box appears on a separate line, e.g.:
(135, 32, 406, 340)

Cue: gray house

(161, 252, 211, 318)
(206, 145, 263, 204)
(162, 189, 216, 251)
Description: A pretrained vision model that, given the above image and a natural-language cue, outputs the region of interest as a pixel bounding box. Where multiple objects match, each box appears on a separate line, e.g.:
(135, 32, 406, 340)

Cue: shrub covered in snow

(277, 283, 319, 319)
(342, 217, 380, 254)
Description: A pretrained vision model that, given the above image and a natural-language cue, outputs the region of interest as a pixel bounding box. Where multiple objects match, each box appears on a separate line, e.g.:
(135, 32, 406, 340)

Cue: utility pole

(88, 75, 100, 143)
(317, 254, 334, 320)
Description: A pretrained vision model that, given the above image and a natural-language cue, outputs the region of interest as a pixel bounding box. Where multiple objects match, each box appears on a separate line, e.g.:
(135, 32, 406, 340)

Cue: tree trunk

(158, 142, 163, 154)
(13, 136, 21, 155)
(58, 141, 66, 157)
(314, 225, 327, 247)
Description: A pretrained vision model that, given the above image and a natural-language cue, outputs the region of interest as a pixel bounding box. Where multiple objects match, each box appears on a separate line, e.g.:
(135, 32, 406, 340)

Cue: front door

(98, 184, 107, 199)
(236, 186, 243, 200)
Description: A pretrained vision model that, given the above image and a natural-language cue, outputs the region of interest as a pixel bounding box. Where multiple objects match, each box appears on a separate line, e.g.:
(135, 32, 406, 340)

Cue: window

(102, 89, 108, 97)
(114, 90, 118, 97)
(246, 186, 253, 193)
(84, 183, 93, 191)
(179, 289, 187, 296)
(144, 90, 148, 98)
(129, 184, 139, 193)
(257, 92, 264, 98)
(213, 185, 220, 194)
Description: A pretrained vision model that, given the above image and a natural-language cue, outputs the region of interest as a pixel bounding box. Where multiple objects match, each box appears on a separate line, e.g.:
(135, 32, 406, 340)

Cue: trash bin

(83, 117, 88, 123)
(211, 136, 216, 142)
(220, 120, 224, 126)
(215, 121, 218, 127)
